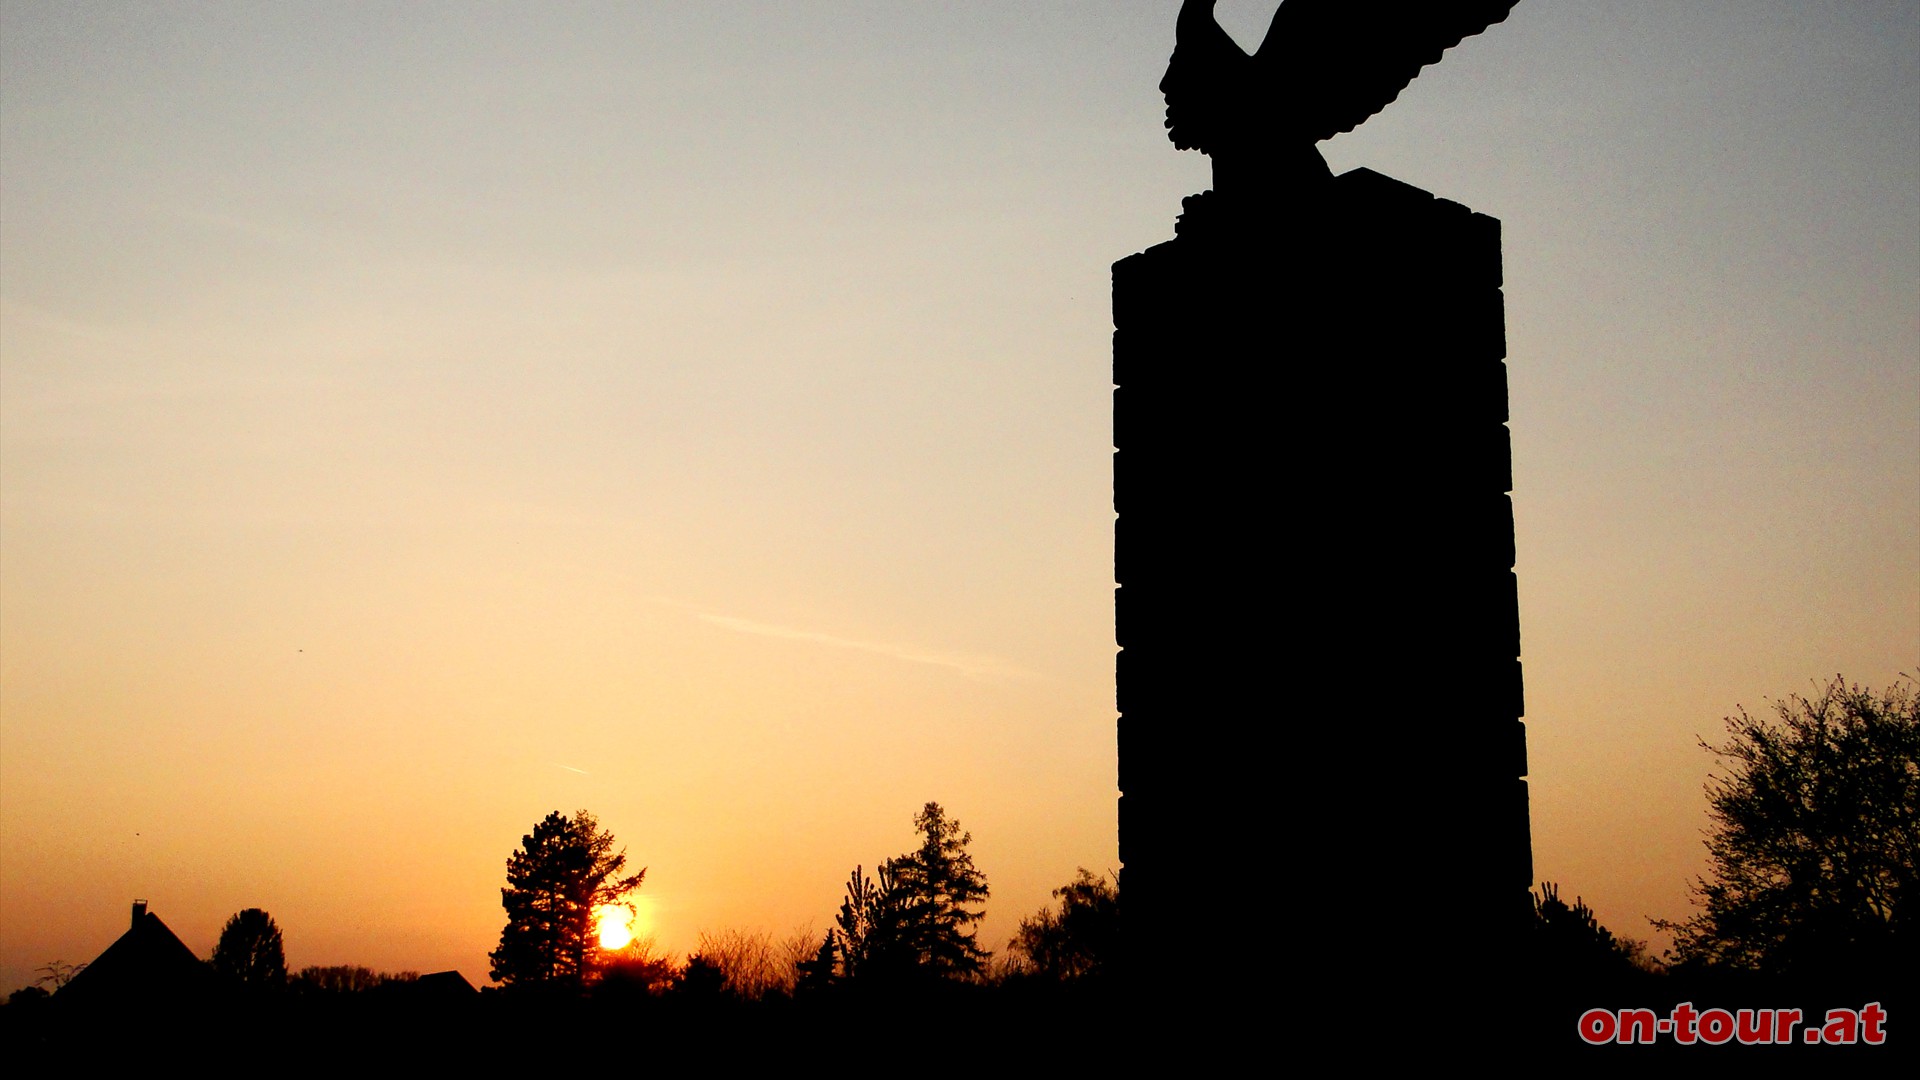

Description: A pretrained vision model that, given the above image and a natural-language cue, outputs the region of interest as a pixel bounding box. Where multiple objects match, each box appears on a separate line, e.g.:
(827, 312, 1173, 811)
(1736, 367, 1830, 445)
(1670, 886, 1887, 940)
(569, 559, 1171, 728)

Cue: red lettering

(1735, 1008, 1771, 1044)
(1578, 1008, 1616, 1045)
(1861, 1002, 1887, 1045)
(1570, 1002, 1880, 1047)
(1670, 1002, 1698, 1044)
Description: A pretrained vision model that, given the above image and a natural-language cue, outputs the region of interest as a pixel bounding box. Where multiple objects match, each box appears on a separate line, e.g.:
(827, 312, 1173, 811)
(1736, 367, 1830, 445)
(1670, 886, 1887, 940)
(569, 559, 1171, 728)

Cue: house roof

(58, 907, 215, 1006)
(410, 970, 478, 997)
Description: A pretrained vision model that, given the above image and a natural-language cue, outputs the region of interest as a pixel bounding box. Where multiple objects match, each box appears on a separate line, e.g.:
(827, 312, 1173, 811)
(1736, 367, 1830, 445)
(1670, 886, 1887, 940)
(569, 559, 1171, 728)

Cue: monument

(1115, 0, 1532, 1017)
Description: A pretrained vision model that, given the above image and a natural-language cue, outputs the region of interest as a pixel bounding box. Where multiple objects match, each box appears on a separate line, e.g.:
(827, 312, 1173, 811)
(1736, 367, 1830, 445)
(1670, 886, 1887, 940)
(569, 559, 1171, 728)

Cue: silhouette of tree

(595, 938, 677, 998)
(777, 924, 820, 994)
(890, 802, 991, 978)
(291, 965, 418, 994)
(33, 960, 87, 992)
(692, 928, 788, 1000)
(7, 985, 51, 1007)
(490, 809, 645, 992)
(1008, 869, 1119, 981)
(1654, 676, 1917, 977)
(1529, 882, 1648, 978)
(673, 954, 727, 999)
(211, 909, 287, 991)
(833, 803, 991, 983)
(795, 932, 837, 994)
(832, 863, 906, 981)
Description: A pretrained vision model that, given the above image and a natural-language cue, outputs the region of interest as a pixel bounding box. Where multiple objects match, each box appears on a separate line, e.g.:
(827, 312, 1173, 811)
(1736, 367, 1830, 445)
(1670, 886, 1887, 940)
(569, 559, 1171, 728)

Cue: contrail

(549, 763, 589, 775)
(695, 612, 1034, 680)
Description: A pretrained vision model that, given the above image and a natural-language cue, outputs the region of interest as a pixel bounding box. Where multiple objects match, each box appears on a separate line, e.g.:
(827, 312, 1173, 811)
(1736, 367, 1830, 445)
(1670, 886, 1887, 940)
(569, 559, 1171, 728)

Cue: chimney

(131, 899, 147, 929)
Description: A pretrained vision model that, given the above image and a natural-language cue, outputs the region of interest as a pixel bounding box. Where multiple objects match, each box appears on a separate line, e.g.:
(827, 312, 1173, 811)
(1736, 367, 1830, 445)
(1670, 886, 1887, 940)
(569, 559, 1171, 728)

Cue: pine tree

(831, 804, 992, 983)
(894, 802, 992, 977)
(490, 809, 645, 991)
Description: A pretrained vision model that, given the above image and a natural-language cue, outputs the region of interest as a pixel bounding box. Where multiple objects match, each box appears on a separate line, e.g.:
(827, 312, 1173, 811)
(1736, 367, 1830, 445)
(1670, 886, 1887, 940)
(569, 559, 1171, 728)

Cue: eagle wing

(1256, 0, 1521, 142)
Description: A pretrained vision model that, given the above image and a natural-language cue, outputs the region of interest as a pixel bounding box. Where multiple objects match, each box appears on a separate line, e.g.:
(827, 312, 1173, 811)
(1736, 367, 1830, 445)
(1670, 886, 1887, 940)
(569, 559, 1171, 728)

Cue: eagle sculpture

(1162, 0, 1520, 195)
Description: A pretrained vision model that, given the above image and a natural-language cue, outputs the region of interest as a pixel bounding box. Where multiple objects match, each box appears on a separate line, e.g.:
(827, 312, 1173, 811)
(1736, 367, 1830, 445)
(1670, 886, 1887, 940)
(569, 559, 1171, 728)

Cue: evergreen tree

(831, 803, 992, 983)
(889, 802, 991, 978)
(1530, 882, 1645, 978)
(490, 809, 645, 991)
(795, 932, 838, 994)
(834, 862, 909, 981)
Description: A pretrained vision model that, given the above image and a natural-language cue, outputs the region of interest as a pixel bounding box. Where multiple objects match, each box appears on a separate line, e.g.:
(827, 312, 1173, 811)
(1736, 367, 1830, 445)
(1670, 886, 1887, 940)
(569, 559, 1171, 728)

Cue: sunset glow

(0, 3, 1913, 995)
(596, 906, 633, 952)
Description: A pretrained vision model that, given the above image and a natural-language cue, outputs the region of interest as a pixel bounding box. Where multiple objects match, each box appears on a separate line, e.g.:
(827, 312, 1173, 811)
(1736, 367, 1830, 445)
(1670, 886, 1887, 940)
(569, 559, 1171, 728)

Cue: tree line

(490, 800, 1119, 1000)
(489, 675, 1910, 1004)
(1525, 674, 1914, 996)
(6, 673, 1908, 1024)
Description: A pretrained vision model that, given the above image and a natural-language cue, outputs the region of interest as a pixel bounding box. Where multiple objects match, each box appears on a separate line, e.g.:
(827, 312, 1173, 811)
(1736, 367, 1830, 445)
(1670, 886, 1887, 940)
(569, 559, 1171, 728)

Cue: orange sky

(2, 2, 1915, 991)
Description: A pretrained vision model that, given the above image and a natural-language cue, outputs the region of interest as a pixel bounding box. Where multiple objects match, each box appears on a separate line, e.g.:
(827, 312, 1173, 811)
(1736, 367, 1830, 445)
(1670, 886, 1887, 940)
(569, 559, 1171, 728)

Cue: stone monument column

(1115, 166, 1530, 1017)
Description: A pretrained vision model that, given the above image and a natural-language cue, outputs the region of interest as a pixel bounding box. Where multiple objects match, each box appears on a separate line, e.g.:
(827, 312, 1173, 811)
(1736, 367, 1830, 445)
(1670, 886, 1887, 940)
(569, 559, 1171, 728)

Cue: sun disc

(596, 905, 633, 950)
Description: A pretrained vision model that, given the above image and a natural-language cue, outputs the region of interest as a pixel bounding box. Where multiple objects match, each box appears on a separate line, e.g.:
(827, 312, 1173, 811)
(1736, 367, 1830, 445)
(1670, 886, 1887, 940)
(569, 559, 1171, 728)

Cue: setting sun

(595, 906, 633, 951)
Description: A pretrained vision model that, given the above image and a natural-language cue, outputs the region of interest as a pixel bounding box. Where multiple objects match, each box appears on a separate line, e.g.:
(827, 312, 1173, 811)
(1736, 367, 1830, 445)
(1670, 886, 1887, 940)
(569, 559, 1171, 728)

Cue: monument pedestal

(1115, 168, 1531, 1025)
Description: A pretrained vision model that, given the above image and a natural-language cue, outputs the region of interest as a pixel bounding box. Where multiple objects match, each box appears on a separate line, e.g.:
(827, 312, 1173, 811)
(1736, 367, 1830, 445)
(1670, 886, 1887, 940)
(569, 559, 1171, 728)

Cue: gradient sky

(2, 1, 1915, 992)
